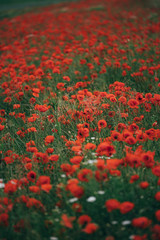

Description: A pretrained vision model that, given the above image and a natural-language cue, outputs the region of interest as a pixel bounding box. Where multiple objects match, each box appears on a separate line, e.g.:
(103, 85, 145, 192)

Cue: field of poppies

(0, 0, 160, 239)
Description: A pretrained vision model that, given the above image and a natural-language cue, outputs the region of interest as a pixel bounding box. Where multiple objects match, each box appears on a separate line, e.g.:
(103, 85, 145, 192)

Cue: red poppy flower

(49, 155, 59, 162)
(105, 199, 120, 212)
(70, 156, 83, 164)
(125, 136, 137, 145)
(130, 174, 139, 183)
(68, 183, 84, 198)
(25, 163, 32, 170)
(105, 237, 115, 240)
(152, 166, 160, 177)
(26, 198, 44, 209)
(77, 128, 89, 139)
(36, 176, 50, 186)
(0, 124, 5, 131)
(96, 142, 116, 157)
(45, 135, 54, 145)
(84, 143, 96, 150)
(82, 223, 98, 234)
(119, 201, 134, 214)
(4, 181, 18, 194)
(155, 192, 160, 201)
(152, 225, 160, 240)
(128, 99, 139, 108)
(27, 171, 36, 182)
(29, 186, 40, 194)
(155, 210, 160, 221)
(78, 215, 91, 225)
(111, 130, 122, 141)
(77, 169, 92, 182)
(41, 184, 52, 193)
(132, 217, 151, 228)
(139, 181, 149, 189)
(61, 214, 75, 228)
(0, 213, 9, 226)
(72, 203, 82, 212)
(98, 119, 107, 129)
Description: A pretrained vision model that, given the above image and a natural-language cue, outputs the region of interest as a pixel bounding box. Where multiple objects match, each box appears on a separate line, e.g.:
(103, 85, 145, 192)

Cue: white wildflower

(68, 198, 78, 203)
(0, 183, 5, 188)
(91, 152, 96, 156)
(50, 237, 58, 240)
(97, 190, 105, 195)
(87, 159, 97, 164)
(121, 220, 131, 226)
(86, 196, 96, 202)
(111, 221, 118, 225)
(129, 235, 134, 240)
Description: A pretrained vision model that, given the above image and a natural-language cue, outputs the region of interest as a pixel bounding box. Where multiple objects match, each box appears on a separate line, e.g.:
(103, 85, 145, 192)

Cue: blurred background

(0, 0, 159, 19)
(0, 0, 78, 10)
(1, 0, 160, 9)
(141, 0, 160, 7)
(0, 0, 78, 19)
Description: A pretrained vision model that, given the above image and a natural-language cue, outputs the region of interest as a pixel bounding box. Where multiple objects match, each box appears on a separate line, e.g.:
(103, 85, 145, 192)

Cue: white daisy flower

(87, 196, 96, 202)
(0, 179, 5, 188)
(97, 190, 105, 195)
(121, 220, 131, 226)
(68, 198, 78, 203)
(50, 237, 58, 240)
